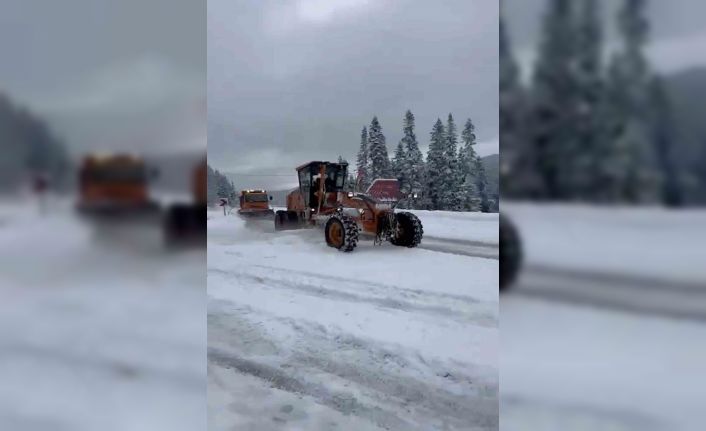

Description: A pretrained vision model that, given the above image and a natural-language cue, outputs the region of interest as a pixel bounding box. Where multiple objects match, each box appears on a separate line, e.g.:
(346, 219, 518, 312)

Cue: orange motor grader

(163, 158, 207, 246)
(274, 161, 423, 252)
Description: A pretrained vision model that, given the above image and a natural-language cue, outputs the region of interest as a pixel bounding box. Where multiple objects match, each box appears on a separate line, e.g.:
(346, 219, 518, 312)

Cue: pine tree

(367, 116, 391, 183)
(649, 77, 682, 206)
(443, 114, 462, 210)
(425, 119, 446, 210)
(499, 15, 534, 199)
(392, 141, 406, 184)
(606, 0, 661, 203)
(399, 110, 425, 209)
(574, 0, 606, 200)
(459, 118, 487, 211)
(474, 154, 491, 212)
(213, 169, 234, 205)
(229, 179, 237, 203)
(355, 126, 369, 191)
(530, 0, 579, 200)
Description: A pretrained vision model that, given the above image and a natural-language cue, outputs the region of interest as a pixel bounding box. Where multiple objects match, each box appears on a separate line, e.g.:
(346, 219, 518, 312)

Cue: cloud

(209, 0, 499, 173)
(28, 57, 202, 115)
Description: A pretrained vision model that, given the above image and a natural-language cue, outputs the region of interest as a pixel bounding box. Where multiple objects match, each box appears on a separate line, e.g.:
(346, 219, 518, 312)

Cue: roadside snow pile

(410, 210, 498, 245)
(0, 198, 205, 431)
(207, 209, 498, 430)
(503, 202, 706, 284)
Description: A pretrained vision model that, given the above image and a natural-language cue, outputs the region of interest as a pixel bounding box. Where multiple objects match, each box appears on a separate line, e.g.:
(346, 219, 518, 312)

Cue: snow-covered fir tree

(399, 110, 425, 209)
(574, 0, 606, 200)
(425, 119, 446, 210)
(605, 0, 662, 203)
(530, 0, 580, 200)
(648, 77, 682, 206)
(500, 15, 535, 199)
(473, 152, 491, 212)
(367, 116, 391, 183)
(458, 118, 483, 211)
(355, 126, 369, 191)
(211, 168, 236, 205)
(391, 141, 406, 193)
(442, 114, 462, 210)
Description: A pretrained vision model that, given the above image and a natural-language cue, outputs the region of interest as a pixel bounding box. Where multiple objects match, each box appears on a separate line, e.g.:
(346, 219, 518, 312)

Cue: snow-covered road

(501, 203, 706, 431)
(207, 210, 499, 430)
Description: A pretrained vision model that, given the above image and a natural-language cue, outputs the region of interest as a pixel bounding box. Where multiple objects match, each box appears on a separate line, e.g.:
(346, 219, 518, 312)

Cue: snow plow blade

(237, 209, 275, 219)
(274, 210, 303, 231)
(164, 203, 206, 247)
(75, 201, 162, 224)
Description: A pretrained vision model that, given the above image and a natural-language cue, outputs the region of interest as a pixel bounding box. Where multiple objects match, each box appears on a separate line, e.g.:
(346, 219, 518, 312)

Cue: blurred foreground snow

(502, 202, 706, 431)
(0, 196, 205, 431)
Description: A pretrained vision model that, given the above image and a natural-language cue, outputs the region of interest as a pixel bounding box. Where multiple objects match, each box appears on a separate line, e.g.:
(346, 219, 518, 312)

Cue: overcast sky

(0, 0, 205, 157)
(504, 0, 706, 79)
(208, 0, 499, 190)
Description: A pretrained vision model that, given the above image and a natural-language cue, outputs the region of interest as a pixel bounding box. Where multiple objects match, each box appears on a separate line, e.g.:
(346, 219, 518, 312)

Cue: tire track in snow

(418, 236, 498, 260)
(209, 269, 497, 328)
(249, 263, 489, 306)
(209, 266, 496, 327)
(208, 302, 498, 430)
(513, 265, 706, 322)
(209, 348, 417, 430)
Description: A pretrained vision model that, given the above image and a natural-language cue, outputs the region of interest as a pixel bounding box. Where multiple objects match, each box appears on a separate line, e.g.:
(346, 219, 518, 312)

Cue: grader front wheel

(391, 212, 423, 248)
(325, 214, 359, 252)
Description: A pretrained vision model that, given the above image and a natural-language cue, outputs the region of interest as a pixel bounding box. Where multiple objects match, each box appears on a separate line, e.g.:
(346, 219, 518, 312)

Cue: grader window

(324, 164, 347, 191)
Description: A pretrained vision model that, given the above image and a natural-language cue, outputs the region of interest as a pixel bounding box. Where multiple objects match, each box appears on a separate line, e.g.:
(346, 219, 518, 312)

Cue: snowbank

(503, 202, 706, 284)
(0, 198, 205, 431)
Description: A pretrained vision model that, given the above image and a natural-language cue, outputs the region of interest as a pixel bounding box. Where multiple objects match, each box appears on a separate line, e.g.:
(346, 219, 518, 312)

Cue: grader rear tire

(500, 214, 522, 292)
(391, 212, 423, 247)
(325, 214, 359, 252)
(274, 210, 287, 231)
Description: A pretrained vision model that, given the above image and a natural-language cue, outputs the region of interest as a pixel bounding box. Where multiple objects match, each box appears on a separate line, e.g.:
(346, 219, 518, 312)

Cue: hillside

(0, 92, 69, 191)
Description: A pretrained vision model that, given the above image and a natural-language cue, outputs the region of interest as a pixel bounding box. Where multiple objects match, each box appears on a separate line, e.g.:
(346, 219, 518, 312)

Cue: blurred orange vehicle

(75, 153, 160, 218)
(163, 158, 207, 246)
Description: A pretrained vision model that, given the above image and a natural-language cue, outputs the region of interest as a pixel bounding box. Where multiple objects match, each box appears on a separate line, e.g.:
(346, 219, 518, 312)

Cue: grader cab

(275, 161, 423, 252)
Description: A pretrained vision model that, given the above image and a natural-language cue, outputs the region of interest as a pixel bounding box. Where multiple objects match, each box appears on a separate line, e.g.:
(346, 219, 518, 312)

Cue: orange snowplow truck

(238, 190, 274, 218)
(76, 153, 159, 217)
